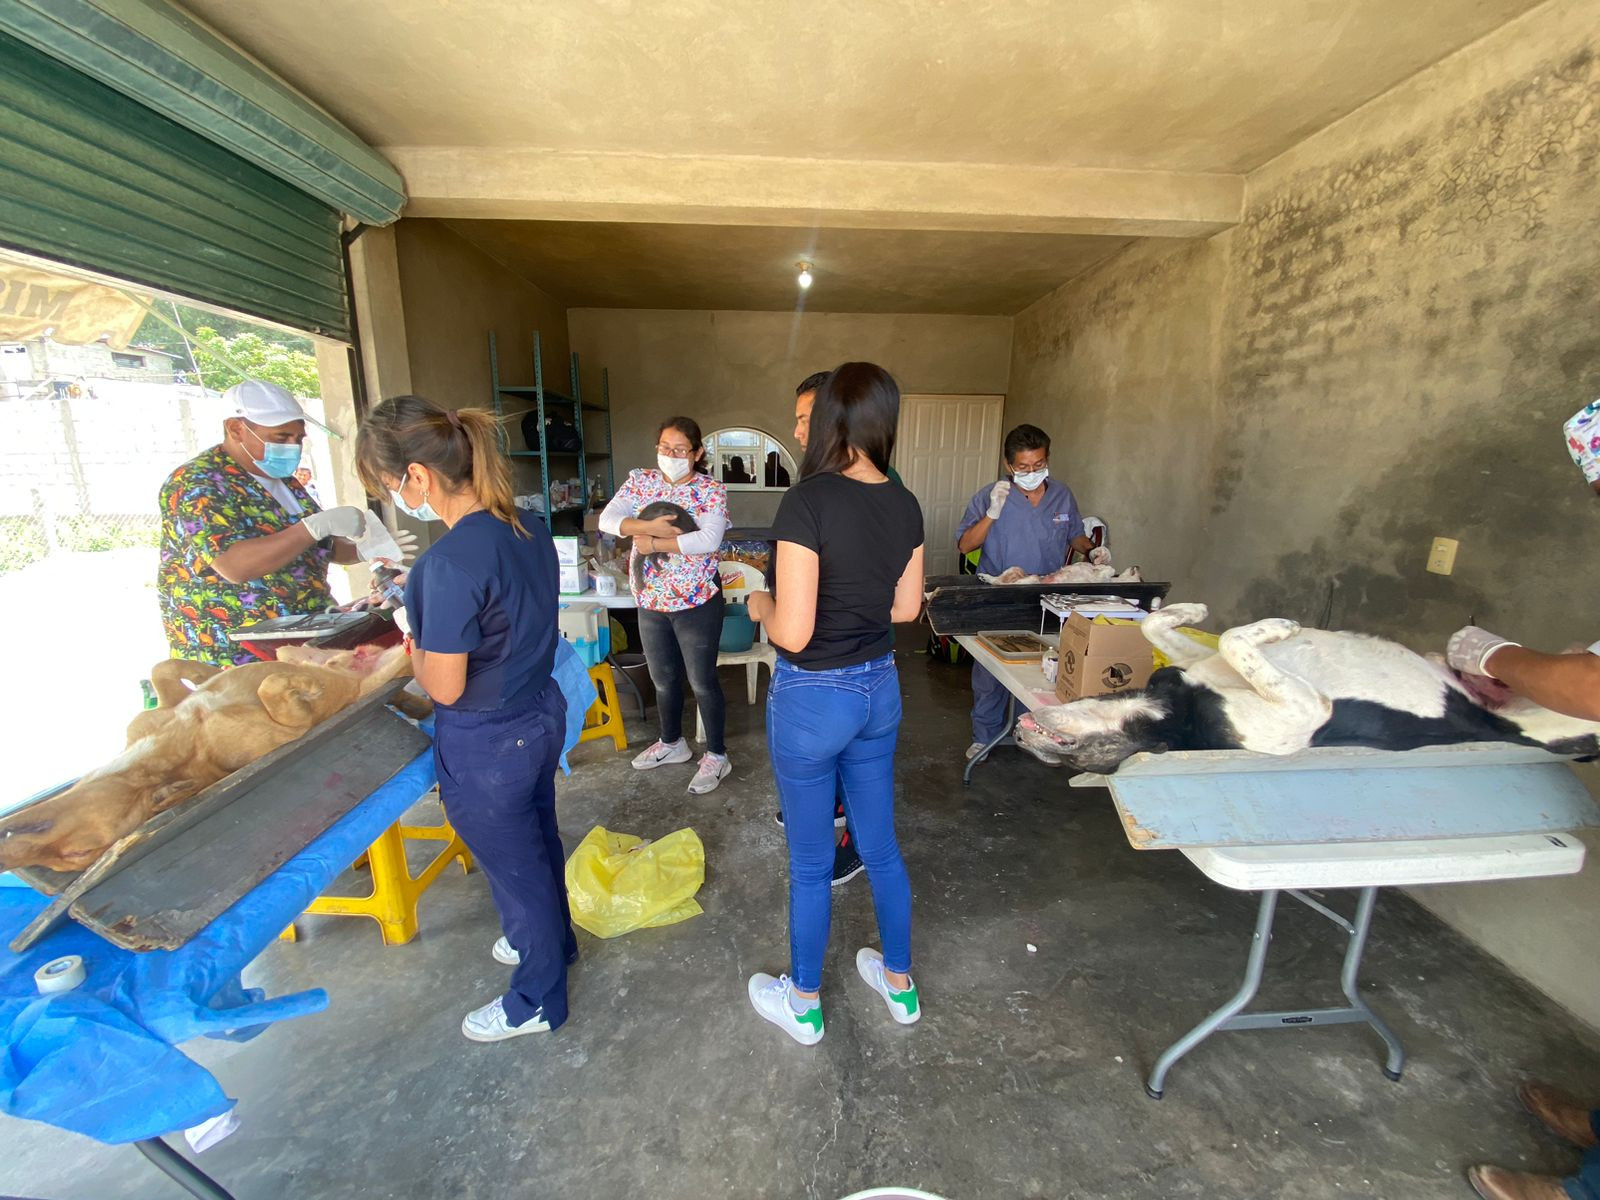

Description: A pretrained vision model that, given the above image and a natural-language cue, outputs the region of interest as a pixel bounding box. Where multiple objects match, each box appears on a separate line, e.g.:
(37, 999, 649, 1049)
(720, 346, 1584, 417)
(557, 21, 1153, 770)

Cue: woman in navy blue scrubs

(356, 395, 576, 1043)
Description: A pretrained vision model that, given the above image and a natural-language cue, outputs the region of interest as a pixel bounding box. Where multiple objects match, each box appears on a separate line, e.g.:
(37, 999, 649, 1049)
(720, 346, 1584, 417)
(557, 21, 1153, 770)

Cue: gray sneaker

(632, 738, 692, 770)
(687, 752, 731, 795)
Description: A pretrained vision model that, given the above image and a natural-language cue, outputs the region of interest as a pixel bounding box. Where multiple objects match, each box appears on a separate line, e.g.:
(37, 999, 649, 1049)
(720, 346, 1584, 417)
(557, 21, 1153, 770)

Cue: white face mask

(1012, 466, 1049, 491)
(658, 454, 691, 482)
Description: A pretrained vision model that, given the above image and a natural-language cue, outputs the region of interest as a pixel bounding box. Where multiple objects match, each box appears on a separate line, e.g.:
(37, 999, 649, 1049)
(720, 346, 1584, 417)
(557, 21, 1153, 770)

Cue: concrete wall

(568, 309, 1013, 525)
(1006, 0, 1600, 1026)
(393, 218, 569, 470)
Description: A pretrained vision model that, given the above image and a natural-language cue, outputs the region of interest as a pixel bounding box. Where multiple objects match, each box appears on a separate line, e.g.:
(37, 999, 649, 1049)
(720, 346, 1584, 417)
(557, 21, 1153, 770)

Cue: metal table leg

(134, 1137, 237, 1200)
(1147, 889, 1279, 1098)
(1144, 886, 1404, 1098)
(963, 697, 1016, 786)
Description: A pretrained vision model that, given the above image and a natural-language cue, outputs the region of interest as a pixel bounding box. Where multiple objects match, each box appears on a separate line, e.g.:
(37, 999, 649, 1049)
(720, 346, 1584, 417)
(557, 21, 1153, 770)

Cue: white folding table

(953, 634, 1063, 785)
(1070, 744, 1600, 1097)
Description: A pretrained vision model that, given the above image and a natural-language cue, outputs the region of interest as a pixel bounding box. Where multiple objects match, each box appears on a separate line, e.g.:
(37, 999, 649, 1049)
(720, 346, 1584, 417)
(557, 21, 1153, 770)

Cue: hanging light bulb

(796, 260, 814, 290)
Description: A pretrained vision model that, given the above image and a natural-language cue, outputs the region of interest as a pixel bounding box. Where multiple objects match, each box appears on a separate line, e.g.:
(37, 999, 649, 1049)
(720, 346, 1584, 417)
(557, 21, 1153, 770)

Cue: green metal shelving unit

(488, 331, 615, 524)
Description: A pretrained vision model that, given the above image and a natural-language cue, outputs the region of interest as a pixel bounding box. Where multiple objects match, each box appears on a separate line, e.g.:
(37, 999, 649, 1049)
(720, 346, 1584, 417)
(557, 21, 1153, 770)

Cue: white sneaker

(966, 741, 986, 761)
(492, 936, 519, 965)
(687, 753, 732, 795)
(747, 973, 824, 1046)
(856, 948, 921, 1025)
(632, 738, 692, 770)
(461, 995, 550, 1042)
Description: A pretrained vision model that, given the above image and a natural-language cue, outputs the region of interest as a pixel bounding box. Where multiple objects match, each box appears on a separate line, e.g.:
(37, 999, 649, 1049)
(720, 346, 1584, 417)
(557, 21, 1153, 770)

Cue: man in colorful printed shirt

(157, 380, 370, 665)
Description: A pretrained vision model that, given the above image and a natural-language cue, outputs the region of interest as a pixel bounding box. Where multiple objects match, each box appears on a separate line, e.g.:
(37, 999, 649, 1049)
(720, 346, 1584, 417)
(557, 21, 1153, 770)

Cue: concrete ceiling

(185, 0, 1541, 174)
(444, 220, 1134, 315)
(180, 0, 1544, 312)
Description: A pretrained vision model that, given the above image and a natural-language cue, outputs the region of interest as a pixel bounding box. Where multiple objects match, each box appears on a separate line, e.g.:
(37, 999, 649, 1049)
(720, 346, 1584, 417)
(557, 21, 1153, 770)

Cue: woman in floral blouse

(599, 417, 732, 794)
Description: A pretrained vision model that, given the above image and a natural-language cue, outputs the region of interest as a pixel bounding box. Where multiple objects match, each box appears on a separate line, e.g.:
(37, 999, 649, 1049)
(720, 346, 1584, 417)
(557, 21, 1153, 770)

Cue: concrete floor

(8, 631, 1600, 1200)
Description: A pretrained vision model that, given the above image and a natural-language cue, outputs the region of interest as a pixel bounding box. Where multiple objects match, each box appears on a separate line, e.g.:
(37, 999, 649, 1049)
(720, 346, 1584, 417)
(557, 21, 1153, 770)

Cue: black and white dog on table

(1016, 602, 1600, 774)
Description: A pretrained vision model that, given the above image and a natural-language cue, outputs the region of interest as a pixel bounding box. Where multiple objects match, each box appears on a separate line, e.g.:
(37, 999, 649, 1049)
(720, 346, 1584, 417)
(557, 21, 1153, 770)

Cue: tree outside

(131, 304, 322, 399)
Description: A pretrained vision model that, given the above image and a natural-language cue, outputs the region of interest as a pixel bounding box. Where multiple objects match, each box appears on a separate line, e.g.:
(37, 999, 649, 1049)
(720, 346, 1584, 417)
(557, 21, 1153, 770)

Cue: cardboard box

(558, 563, 585, 595)
(582, 512, 601, 533)
(552, 536, 581, 566)
(1055, 613, 1154, 702)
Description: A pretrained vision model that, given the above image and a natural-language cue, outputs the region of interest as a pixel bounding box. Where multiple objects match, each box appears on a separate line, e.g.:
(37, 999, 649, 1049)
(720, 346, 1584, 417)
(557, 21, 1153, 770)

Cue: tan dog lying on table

(0, 643, 428, 875)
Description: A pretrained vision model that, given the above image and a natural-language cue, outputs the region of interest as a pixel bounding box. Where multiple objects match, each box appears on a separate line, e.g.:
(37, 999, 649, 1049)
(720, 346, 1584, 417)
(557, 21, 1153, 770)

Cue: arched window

(705, 427, 797, 489)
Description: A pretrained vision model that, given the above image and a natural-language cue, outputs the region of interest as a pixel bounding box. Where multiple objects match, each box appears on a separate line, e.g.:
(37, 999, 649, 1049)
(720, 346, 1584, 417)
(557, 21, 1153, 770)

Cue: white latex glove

(1447, 625, 1520, 677)
(354, 519, 418, 565)
(301, 505, 367, 542)
(390, 527, 419, 561)
(392, 606, 411, 638)
(986, 480, 1012, 520)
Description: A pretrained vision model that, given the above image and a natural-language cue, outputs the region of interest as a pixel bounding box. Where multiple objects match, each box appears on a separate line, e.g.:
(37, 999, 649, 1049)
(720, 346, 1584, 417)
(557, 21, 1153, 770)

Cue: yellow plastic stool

(580, 661, 628, 751)
(280, 805, 473, 946)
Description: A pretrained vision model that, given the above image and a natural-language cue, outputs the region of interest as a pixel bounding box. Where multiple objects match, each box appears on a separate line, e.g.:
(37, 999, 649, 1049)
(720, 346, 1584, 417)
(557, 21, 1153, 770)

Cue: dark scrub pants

(435, 680, 574, 1029)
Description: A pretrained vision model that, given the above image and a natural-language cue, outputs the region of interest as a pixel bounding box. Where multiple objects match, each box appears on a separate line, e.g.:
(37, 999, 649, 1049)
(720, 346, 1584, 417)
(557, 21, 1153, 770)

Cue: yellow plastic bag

(1151, 626, 1221, 670)
(564, 825, 705, 938)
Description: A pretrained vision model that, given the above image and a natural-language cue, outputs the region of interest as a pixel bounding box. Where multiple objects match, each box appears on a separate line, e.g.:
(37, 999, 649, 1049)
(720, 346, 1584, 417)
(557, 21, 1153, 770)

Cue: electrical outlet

(1427, 537, 1459, 575)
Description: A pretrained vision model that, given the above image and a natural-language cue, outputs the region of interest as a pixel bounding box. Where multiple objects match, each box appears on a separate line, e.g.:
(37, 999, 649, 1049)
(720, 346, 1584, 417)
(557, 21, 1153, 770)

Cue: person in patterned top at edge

(599, 416, 733, 794)
(156, 380, 395, 666)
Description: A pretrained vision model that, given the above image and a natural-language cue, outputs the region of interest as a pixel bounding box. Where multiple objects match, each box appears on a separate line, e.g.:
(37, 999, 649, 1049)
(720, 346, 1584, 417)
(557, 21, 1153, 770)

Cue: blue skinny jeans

(767, 653, 912, 993)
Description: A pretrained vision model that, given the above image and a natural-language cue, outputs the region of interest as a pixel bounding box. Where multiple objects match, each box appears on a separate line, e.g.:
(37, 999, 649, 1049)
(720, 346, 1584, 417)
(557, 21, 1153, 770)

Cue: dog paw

(1232, 617, 1301, 644)
(1153, 601, 1209, 627)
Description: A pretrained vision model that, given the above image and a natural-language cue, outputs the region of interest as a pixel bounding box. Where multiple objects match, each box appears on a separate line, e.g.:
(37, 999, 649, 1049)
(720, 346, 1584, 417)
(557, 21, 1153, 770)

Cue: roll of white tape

(35, 954, 86, 995)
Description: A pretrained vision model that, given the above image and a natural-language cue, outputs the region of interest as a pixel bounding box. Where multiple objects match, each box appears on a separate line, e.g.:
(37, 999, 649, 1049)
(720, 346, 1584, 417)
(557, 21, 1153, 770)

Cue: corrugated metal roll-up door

(0, 28, 350, 340)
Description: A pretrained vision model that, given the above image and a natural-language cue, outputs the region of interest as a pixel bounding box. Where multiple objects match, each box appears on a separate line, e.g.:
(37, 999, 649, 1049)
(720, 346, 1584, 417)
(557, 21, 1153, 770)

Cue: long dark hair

(657, 416, 709, 475)
(355, 394, 527, 536)
(798, 362, 899, 478)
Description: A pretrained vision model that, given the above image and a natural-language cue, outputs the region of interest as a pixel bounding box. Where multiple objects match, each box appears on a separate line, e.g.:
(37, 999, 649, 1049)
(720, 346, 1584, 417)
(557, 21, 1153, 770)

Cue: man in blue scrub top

(955, 424, 1095, 760)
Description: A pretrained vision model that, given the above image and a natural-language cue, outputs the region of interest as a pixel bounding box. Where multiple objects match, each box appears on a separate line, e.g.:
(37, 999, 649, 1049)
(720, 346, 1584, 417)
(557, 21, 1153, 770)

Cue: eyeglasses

(656, 444, 692, 457)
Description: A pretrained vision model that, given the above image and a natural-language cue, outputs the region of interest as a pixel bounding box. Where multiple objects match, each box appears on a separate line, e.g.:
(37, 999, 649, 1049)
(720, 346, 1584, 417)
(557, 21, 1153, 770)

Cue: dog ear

(257, 671, 328, 728)
(149, 778, 204, 812)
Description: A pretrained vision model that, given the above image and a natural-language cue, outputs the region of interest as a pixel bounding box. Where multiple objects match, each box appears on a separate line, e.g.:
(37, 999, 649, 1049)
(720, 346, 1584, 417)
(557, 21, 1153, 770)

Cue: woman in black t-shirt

(745, 362, 926, 1046)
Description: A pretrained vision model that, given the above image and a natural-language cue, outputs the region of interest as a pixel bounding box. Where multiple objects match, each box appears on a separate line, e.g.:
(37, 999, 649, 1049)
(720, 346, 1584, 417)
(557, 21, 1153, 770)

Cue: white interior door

(894, 394, 1004, 577)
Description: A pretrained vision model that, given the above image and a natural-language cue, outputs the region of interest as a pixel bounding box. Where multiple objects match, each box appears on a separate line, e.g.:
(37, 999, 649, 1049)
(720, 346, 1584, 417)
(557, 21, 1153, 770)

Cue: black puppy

(631, 501, 700, 591)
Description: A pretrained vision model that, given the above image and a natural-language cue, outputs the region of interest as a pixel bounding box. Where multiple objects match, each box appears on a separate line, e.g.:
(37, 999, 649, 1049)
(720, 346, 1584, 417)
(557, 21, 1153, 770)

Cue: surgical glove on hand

(392, 606, 411, 638)
(301, 506, 367, 542)
(1447, 625, 1520, 677)
(986, 480, 1012, 520)
(354, 519, 417, 565)
(390, 526, 419, 562)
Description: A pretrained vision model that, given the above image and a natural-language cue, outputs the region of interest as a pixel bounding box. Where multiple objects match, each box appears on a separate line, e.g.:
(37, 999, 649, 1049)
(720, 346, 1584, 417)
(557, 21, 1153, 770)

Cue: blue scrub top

(403, 511, 559, 712)
(955, 478, 1085, 576)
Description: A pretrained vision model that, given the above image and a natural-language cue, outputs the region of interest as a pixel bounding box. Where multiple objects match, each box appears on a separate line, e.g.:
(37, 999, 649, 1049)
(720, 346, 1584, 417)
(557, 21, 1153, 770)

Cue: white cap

(224, 379, 331, 433)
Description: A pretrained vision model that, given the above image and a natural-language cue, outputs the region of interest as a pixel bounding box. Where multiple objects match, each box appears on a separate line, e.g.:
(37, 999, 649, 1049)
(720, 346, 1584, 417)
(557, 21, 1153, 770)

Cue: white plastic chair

(696, 561, 777, 741)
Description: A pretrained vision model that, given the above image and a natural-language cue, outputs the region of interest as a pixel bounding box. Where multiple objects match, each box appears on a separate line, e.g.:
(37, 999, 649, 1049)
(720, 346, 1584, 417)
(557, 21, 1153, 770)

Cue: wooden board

(1067, 743, 1600, 850)
(9, 683, 429, 952)
(924, 577, 1170, 637)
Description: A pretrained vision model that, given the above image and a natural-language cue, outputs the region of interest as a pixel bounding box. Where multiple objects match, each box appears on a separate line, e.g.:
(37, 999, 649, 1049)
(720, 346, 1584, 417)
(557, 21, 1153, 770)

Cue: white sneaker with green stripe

(747, 973, 824, 1045)
(856, 947, 921, 1024)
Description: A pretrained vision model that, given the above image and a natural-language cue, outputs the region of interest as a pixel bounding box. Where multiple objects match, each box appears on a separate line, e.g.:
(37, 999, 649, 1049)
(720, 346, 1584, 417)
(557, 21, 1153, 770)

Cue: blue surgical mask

(390, 486, 440, 523)
(244, 426, 303, 478)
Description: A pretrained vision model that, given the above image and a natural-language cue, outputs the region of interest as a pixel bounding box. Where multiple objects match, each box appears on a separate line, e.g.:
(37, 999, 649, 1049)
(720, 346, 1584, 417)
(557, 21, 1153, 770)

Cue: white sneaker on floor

(461, 995, 550, 1042)
(966, 741, 986, 761)
(688, 752, 732, 795)
(492, 936, 519, 965)
(633, 738, 692, 770)
(747, 973, 824, 1046)
(856, 947, 922, 1025)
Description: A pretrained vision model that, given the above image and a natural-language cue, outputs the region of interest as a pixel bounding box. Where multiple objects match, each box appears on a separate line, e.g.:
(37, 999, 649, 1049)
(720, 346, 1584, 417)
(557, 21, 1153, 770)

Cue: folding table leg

(963, 697, 1017, 786)
(1146, 889, 1278, 1099)
(134, 1137, 236, 1200)
(1342, 886, 1405, 1082)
